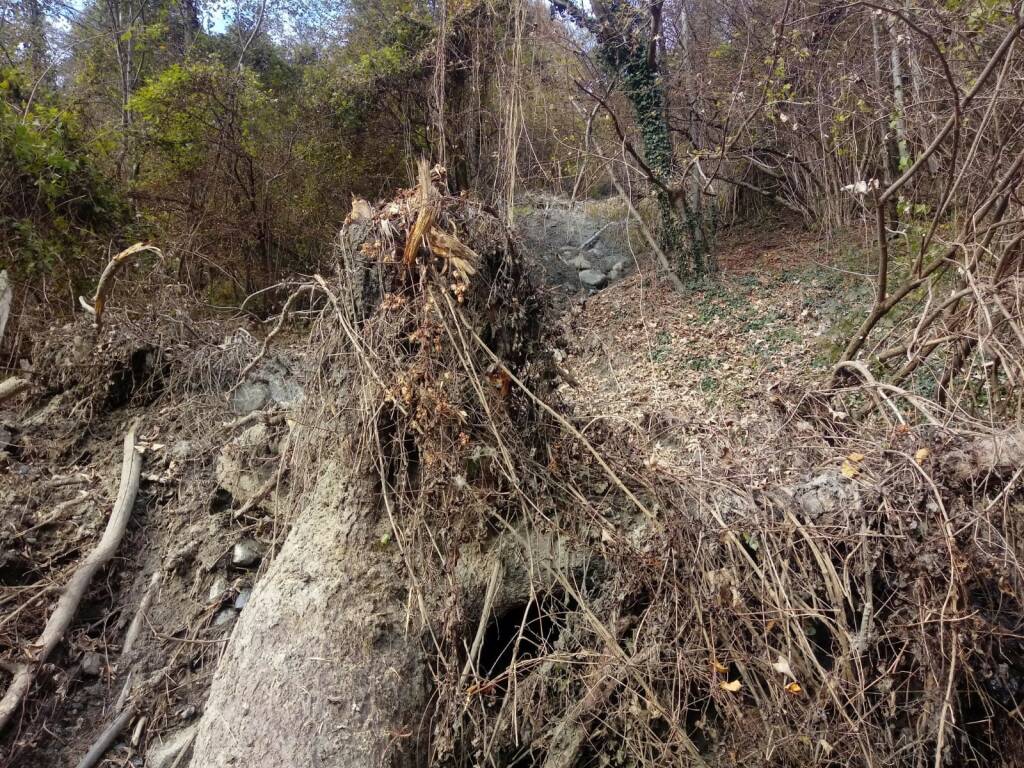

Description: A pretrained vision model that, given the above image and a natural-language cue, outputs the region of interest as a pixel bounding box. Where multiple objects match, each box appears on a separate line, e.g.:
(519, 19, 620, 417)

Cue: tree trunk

(617, 45, 714, 277)
(187, 457, 430, 768)
(903, 11, 940, 174)
(24, 0, 47, 77)
(188, 171, 557, 768)
(884, 14, 911, 173)
(677, 0, 692, 94)
(551, 0, 716, 277)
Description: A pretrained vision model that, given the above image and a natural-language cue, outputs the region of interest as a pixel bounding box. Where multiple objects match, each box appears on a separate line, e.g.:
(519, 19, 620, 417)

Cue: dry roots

(291, 170, 1024, 767)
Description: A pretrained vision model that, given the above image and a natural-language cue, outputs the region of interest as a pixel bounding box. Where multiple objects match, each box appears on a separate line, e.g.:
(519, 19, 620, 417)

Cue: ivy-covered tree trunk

(552, 0, 716, 279)
(25, 0, 47, 78)
(617, 47, 715, 277)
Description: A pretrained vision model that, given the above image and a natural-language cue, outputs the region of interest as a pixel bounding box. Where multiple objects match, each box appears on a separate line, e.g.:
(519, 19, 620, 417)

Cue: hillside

(3, 1, 1024, 766)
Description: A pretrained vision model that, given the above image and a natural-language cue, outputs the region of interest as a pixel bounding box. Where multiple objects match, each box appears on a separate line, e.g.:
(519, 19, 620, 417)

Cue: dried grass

(296, 171, 1024, 767)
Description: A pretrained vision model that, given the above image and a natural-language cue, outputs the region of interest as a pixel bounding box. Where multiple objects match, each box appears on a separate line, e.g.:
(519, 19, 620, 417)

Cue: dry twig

(0, 419, 143, 732)
(79, 243, 163, 332)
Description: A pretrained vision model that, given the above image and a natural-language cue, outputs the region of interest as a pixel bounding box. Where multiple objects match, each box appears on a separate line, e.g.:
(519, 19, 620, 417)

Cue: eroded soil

(0, 206, 864, 768)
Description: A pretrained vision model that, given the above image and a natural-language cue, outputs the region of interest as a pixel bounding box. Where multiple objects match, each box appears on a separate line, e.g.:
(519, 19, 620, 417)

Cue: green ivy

(595, 17, 716, 278)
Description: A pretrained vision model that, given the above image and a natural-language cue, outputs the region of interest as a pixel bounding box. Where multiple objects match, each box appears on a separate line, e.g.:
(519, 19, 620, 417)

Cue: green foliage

(129, 59, 305, 298)
(348, 8, 430, 82)
(341, 0, 431, 76)
(197, 31, 306, 94)
(127, 44, 417, 302)
(131, 61, 271, 176)
(649, 330, 673, 362)
(0, 68, 126, 285)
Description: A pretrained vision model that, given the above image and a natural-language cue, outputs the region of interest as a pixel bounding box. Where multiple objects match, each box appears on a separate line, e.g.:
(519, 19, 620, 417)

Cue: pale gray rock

(578, 269, 608, 290)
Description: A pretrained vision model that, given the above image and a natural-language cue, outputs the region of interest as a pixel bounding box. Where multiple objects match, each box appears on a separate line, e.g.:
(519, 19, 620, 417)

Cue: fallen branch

(120, 571, 161, 663)
(604, 163, 685, 293)
(74, 701, 138, 768)
(579, 222, 615, 251)
(0, 269, 11, 347)
(79, 243, 162, 333)
(0, 419, 144, 733)
(572, 95, 686, 291)
(167, 731, 198, 768)
(0, 376, 29, 405)
(12, 494, 92, 542)
(459, 560, 502, 688)
(833, 359, 942, 425)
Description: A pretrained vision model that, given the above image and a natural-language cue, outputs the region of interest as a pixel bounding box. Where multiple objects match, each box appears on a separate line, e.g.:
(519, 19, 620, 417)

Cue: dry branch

(459, 560, 502, 687)
(228, 284, 313, 398)
(79, 243, 162, 332)
(0, 419, 143, 733)
(120, 571, 161, 663)
(74, 702, 138, 768)
(223, 409, 286, 432)
(0, 376, 29, 405)
(603, 161, 684, 293)
(0, 270, 11, 347)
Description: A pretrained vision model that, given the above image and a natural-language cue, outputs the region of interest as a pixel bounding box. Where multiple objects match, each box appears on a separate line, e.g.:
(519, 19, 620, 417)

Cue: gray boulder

(230, 381, 270, 415)
(578, 269, 608, 290)
(232, 537, 265, 568)
(215, 423, 272, 505)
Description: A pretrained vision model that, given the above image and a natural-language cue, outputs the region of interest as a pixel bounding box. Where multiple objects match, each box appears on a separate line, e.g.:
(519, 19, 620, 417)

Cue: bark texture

(188, 460, 430, 768)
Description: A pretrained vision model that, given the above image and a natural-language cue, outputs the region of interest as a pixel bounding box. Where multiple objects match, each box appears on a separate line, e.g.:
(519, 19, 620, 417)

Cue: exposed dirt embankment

(2, 189, 1023, 768)
(0, 307, 306, 768)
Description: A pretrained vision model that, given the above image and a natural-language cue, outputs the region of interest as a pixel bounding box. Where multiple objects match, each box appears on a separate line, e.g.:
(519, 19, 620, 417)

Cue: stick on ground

(120, 570, 161, 663)
(0, 419, 144, 733)
(0, 376, 29, 405)
(74, 702, 138, 768)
